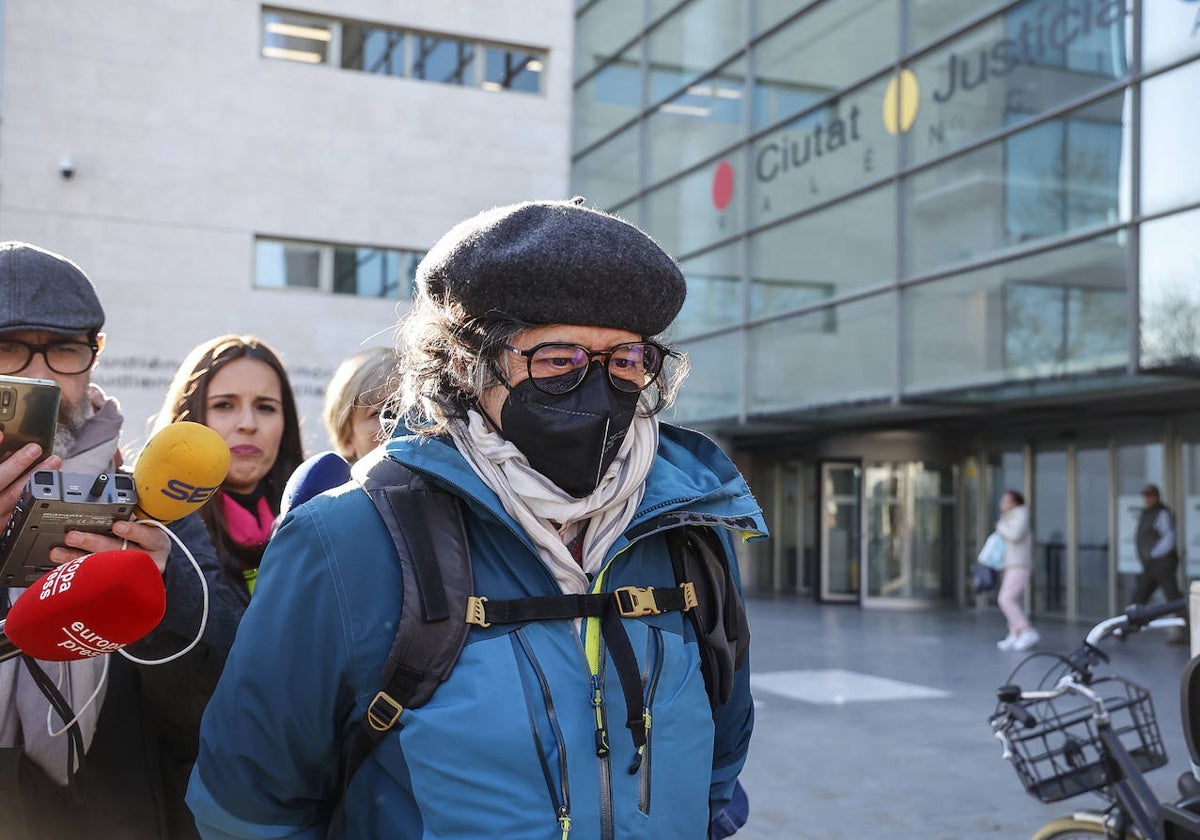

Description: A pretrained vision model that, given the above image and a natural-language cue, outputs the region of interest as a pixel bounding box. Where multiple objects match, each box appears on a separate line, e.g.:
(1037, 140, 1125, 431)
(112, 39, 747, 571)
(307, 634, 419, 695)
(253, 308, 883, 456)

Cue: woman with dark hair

(124, 334, 305, 838)
(995, 488, 1039, 651)
(152, 334, 305, 596)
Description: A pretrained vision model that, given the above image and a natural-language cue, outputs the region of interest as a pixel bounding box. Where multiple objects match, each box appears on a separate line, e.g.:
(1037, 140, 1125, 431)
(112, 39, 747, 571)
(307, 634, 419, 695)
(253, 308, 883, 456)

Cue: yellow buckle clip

(367, 691, 404, 732)
(680, 581, 698, 612)
(465, 596, 491, 627)
(615, 586, 660, 618)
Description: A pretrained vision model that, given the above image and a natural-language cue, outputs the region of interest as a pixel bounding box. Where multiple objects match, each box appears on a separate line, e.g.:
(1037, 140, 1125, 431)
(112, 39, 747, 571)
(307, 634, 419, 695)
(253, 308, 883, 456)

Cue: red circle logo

(712, 160, 734, 211)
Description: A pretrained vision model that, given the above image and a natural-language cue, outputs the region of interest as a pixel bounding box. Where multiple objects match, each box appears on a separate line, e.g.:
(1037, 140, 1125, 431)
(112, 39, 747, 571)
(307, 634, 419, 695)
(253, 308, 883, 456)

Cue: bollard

(1191, 580, 1200, 658)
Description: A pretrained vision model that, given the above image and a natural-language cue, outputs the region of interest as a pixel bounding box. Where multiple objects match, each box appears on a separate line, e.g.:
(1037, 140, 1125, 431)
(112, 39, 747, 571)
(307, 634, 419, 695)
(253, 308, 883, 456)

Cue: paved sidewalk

(737, 596, 1196, 839)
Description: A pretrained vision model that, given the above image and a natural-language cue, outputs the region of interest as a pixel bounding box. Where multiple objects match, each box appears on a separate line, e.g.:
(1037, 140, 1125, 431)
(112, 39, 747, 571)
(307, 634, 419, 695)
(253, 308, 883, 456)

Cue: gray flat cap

(0, 242, 105, 334)
(417, 198, 686, 336)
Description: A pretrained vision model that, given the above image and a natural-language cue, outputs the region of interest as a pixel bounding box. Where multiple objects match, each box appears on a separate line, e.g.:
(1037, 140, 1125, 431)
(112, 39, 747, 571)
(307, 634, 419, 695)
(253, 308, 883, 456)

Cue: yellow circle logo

(882, 69, 919, 135)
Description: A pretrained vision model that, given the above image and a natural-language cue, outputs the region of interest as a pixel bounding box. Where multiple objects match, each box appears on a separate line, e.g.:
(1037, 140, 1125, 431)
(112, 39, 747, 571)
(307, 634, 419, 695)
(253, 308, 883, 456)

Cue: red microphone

(0, 549, 167, 662)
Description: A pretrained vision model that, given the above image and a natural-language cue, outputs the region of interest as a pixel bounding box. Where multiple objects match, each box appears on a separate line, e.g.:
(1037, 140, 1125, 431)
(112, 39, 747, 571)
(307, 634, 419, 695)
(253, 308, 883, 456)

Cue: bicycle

(988, 598, 1200, 839)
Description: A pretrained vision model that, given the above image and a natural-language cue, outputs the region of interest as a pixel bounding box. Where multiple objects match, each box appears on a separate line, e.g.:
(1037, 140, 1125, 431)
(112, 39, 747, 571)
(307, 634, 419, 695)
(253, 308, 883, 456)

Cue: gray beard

(53, 394, 90, 459)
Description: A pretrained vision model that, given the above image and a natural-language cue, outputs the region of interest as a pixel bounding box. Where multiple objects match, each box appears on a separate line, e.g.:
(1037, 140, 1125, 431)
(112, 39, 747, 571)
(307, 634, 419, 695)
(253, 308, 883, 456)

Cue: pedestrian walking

(995, 489, 1039, 652)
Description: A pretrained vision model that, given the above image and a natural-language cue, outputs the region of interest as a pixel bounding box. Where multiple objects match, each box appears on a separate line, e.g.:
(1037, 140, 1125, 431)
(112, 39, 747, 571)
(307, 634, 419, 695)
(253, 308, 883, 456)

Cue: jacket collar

(384, 424, 767, 552)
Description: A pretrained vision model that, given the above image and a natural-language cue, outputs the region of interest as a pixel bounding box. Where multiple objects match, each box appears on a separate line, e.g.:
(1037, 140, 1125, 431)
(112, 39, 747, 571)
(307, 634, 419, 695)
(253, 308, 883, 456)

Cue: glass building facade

(573, 0, 1200, 620)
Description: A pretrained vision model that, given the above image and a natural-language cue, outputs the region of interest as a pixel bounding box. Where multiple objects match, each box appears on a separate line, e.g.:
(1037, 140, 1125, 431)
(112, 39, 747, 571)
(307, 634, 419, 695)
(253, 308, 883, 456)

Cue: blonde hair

(323, 346, 399, 459)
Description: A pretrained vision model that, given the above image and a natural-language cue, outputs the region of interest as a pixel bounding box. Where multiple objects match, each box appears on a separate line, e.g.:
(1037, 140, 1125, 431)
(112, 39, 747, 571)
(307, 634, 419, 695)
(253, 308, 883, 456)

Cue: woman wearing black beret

(188, 198, 765, 840)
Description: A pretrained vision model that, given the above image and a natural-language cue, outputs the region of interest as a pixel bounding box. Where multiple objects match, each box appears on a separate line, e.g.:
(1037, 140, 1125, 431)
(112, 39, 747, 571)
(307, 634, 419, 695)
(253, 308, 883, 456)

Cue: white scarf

(448, 410, 657, 594)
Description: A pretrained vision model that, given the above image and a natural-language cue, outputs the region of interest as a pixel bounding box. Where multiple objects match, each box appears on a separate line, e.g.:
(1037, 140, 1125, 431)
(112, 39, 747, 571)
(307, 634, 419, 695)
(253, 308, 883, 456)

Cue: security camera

(59, 155, 74, 179)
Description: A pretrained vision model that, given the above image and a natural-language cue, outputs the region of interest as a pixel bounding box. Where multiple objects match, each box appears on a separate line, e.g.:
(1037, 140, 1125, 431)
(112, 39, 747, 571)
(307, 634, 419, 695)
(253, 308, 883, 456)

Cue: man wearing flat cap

(0, 242, 208, 839)
(190, 198, 765, 839)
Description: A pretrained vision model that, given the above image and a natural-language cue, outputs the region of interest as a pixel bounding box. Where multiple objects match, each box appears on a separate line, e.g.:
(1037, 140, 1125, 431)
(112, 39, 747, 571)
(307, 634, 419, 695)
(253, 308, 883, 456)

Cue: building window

(1004, 111, 1124, 243)
(1005, 0, 1127, 77)
(255, 237, 423, 299)
(485, 48, 544, 93)
(261, 7, 544, 95)
(1003, 280, 1126, 373)
(261, 10, 332, 65)
(256, 240, 321, 289)
(413, 36, 474, 85)
(342, 25, 405, 76)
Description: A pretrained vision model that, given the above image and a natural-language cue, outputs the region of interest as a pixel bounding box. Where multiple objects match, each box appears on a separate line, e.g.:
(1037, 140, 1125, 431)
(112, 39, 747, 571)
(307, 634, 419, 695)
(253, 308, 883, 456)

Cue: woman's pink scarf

(219, 491, 275, 547)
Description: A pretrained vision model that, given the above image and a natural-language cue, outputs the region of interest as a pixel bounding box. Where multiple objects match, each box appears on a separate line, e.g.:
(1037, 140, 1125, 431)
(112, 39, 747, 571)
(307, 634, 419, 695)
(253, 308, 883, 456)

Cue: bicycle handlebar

(1084, 598, 1188, 647)
(1127, 597, 1189, 625)
(1007, 700, 1037, 729)
(990, 677, 1101, 759)
(991, 674, 1107, 746)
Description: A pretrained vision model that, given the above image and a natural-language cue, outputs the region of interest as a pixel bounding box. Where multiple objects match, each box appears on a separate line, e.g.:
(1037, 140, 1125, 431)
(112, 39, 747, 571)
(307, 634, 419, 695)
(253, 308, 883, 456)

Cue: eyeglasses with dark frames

(0, 339, 99, 375)
(502, 341, 670, 395)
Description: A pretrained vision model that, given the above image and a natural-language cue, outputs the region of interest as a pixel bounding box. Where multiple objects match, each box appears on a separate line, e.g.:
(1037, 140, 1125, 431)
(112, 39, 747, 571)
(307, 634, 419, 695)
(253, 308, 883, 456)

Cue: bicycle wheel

(1030, 816, 1120, 839)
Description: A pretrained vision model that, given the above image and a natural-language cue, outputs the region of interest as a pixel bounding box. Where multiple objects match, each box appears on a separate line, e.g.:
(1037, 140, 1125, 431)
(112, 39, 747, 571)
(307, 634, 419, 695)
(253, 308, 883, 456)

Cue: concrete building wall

(0, 0, 573, 453)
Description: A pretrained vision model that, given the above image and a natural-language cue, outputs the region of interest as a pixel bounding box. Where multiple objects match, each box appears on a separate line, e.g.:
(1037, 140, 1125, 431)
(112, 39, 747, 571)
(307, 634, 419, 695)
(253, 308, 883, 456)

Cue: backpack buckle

(615, 586, 660, 618)
(680, 581, 698, 612)
(465, 596, 491, 628)
(367, 691, 404, 732)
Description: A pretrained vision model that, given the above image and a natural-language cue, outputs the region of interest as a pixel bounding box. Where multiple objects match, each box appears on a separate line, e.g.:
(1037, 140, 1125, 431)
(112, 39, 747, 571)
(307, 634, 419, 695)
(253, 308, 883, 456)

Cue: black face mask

(498, 362, 640, 498)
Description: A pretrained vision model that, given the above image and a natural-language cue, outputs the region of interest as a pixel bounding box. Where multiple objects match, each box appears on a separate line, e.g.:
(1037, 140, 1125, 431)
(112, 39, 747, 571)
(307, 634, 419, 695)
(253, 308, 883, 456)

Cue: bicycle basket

(999, 675, 1168, 803)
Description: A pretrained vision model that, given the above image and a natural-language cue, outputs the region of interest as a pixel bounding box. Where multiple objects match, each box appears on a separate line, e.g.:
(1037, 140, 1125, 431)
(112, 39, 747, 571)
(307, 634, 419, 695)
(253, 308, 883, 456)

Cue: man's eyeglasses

(0, 340, 99, 375)
(503, 341, 670, 395)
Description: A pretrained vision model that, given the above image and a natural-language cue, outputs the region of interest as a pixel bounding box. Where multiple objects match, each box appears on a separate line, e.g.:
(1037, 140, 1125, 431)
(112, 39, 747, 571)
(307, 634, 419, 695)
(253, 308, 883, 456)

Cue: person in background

(995, 489, 1039, 652)
(153, 335, 304, 601)
(187, 198, 763, 838)
(1130, 484, 1189, 645)
(130, 335, 304, 838)
(275, 346, 399, 522)
(1132, 483, 1182, 606)
(322, 346, 399, 464)
(0, 241, 215, 840)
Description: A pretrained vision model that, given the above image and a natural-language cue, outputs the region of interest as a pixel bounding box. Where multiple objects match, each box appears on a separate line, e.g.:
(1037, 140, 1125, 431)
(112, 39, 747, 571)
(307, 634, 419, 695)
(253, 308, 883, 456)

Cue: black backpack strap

(330, 450, 472, 839)
(665, 525, 750, 710)
(367, 481, 471, 715)
(464, 584, 696, 627)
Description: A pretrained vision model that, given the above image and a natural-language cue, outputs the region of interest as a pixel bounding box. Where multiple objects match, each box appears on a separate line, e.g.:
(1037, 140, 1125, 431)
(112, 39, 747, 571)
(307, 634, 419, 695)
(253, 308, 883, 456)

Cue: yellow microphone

(132, 421, 231, 523)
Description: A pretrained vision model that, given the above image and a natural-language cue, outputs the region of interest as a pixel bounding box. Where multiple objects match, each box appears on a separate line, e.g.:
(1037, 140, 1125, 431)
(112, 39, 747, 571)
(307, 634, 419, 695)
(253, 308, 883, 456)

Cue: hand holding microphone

(25, 422, 230, 573)
(0, 423, 231, 670)
(119, 421, 231, 665)
(51, 422, 232, 573)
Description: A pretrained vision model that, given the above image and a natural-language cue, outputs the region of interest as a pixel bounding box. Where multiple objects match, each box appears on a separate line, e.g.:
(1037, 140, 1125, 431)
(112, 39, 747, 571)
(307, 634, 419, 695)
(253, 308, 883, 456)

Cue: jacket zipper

(513, 631, 572, 838)
(595, 655, 614, 840)
(578, 563, 616, 840)
(637, 626, 664, 814)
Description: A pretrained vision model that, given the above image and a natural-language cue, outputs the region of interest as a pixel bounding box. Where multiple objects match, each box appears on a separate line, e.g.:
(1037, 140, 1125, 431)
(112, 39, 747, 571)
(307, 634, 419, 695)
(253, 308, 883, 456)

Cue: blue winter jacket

(186, 424, 765, 839)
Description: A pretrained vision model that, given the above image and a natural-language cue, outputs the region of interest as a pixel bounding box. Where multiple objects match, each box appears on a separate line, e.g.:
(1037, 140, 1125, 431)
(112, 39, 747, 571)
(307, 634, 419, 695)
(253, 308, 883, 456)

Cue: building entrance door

(819, 462, 861, 602)
(1034, 450, 1069, 619)
(1075, 447, 1112, 619)
(864, 463, 957, 604)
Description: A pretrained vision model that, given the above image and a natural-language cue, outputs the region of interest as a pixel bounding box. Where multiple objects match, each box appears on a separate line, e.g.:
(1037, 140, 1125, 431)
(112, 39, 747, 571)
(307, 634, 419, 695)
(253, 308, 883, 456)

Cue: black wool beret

(416, 198, 686, 336)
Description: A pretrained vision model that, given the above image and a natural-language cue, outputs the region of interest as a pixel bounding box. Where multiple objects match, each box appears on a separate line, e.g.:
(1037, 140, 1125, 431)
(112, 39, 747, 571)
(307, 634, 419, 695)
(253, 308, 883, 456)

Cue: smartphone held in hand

(0, 374, 60, 462)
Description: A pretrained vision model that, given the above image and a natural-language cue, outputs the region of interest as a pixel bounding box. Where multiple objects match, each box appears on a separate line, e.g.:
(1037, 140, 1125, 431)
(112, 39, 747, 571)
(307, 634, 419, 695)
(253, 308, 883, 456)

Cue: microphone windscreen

(133, 421, 231, 523)
(280, 451, 350, 519)
(5, 549, 167, 660)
